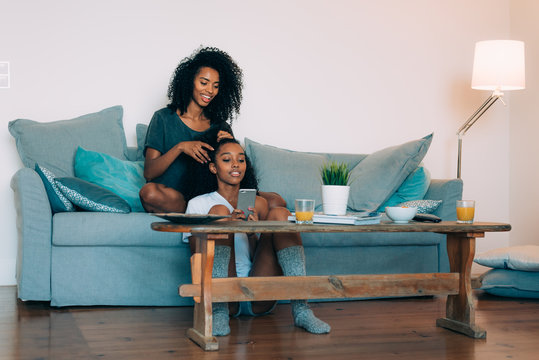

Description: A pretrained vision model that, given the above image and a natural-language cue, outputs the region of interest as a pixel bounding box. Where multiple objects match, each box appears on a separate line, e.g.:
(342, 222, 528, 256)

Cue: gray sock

(212, 245, 231, 336)
(276, 246, 331, 334)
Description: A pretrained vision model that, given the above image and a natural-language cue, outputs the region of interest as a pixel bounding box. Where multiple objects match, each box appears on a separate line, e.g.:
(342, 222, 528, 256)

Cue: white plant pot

(321, 185, 350, 215)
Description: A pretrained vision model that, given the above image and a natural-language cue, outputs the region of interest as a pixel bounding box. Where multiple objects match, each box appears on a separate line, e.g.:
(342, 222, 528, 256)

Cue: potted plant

(320, 161, 352, 215)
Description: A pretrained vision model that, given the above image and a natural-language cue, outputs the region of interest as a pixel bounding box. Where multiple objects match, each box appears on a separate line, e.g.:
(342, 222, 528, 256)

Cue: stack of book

(288, 212, 381, 225)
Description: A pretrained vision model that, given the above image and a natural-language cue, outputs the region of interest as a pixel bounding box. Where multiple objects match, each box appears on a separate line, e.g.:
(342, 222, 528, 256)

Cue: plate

(152, 213, 231, 224)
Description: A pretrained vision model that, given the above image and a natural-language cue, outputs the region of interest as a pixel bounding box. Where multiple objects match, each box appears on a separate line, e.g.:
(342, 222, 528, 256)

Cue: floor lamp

(457, 40, 525, 179)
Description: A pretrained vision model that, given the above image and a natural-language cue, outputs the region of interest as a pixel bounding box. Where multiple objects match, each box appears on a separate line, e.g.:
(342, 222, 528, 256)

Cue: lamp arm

(456, 90, 504, 178)
(457, 93, 501, 137)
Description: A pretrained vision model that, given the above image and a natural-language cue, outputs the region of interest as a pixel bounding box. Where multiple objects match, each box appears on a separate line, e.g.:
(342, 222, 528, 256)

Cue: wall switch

(0, 62, 10, 88)
(0, 61, 10, 89)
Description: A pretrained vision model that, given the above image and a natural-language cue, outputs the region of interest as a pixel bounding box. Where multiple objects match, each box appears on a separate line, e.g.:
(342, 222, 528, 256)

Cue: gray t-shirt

(144, 107, 232, 194)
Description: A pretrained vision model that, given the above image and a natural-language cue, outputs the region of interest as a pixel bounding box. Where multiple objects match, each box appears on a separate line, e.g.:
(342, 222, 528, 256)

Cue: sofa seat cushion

(52, 212, 184, 246)
(8, 106, 128, 177)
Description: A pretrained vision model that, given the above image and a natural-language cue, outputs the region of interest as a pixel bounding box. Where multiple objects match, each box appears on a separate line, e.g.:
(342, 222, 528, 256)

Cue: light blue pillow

(34, 164, 75, 213)
(55, 177, 131, 213)
(348, 134, 433, 211)
(244, 138, 333, 211)
(480, 269, 539, 299)
(74, 147, 146, 212)
(8, 105, 127, 177)
(136, 123, 148, 161)
(379, 165, 431, 209)
(474, 245, 539, 271)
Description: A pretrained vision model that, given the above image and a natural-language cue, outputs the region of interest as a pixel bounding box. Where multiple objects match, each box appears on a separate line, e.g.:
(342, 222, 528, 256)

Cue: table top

(151, 220, 511, 234)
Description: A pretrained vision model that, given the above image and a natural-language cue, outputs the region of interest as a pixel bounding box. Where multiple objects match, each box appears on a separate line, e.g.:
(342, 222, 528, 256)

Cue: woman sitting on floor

(182, 138, 331, 336)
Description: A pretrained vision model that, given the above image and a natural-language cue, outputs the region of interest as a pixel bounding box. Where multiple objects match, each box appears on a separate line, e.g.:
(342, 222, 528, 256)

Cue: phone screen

(237, 189, 256, 220)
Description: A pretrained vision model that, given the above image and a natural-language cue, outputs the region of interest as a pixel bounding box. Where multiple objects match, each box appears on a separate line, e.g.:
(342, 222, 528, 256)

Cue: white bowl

(385, 206, 418, 224)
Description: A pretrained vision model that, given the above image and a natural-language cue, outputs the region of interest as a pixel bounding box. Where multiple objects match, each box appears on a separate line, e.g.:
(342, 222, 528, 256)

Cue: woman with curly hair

(183, 138, 331, 337)
(140, 47, 285, 212)
(139, 47, 243, 213)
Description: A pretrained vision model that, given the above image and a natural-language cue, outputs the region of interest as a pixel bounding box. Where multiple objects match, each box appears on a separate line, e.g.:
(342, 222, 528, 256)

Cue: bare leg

(139, 182, 186, 213)
(259, 191, 287, 210)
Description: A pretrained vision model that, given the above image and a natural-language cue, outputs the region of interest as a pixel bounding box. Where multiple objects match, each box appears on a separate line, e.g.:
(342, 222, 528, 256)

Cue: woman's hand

(178, 141, 214, 163)
(246, 207, 259, 221)
(216, 130, 233, 142)
(230, 207, 258, 221)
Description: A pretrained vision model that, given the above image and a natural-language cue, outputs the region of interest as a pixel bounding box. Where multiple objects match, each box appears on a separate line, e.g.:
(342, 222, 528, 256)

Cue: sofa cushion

(245, 135, 432, 212)
(474, 245, 539, 271)
(136, 123, 148, 162)
(379, 165, 431, 209)
(348, 134, 433, 211)
(8, 106, 127, 177)
(480, 269, 539, 299)
(52, 212, 183, 246)
(74, 147, 146, 212)
(244, 138, 357, 211)
(55, 177, 131, 213)
(34, 164, 75, 213)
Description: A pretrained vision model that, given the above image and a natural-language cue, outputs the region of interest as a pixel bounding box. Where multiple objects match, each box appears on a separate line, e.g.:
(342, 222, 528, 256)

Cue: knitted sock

(276, 246, 331, 334)
(212, 245, 231, 336)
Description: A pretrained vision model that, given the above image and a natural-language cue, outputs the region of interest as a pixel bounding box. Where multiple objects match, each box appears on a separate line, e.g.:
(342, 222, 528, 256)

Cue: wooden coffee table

(151, 220, 510, 351)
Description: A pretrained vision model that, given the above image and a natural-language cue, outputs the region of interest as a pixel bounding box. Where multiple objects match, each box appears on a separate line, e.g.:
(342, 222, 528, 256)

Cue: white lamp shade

(471, 40, 525, 91)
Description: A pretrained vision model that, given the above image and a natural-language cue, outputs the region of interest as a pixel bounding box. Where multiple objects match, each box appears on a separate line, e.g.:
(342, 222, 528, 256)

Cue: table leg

(436, 232, 486, 338)
(186, 234, 219, 351)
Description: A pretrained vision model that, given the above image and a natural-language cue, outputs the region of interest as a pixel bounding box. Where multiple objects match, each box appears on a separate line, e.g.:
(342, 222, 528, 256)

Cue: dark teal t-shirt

(144, 107, 232, 194)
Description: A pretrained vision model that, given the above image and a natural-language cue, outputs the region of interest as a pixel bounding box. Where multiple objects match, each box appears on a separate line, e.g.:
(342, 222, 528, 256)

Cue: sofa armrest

(10, 167, 52, 301)
(424, 178, 463, 221)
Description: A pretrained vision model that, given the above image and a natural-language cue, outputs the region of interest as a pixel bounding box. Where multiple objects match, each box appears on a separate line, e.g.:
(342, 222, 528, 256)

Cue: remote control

(413, 213, 441, 223)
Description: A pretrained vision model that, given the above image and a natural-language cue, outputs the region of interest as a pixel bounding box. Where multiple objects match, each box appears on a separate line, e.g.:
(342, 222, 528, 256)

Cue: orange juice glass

(295, 199, 315, 224)
(456, 200, 475, 224)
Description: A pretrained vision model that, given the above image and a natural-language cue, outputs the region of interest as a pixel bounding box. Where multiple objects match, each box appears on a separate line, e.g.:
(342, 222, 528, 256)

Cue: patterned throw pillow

(55, 177, 131, 213)
(34, 164, 75, 213)
(397, 199, 442, 214)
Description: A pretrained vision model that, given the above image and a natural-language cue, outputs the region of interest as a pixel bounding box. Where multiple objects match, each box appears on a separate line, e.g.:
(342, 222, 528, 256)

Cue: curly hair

(186, 138, 258, 200)
(167, 46, 243, 125)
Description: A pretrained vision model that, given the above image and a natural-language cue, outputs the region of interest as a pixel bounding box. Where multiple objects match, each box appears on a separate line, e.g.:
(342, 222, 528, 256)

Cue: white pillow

(474, 245, 539, 272)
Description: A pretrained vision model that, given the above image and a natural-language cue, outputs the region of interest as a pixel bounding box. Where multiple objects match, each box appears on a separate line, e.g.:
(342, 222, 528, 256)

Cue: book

(288, 212, 382, 225)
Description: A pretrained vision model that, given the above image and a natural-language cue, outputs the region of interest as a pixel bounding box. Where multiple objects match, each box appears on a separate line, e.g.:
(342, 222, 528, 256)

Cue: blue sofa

(9, 106, 462, 307)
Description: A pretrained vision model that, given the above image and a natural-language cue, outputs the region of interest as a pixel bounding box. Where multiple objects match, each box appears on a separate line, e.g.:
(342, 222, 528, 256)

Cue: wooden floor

(0, 286, 537, 360)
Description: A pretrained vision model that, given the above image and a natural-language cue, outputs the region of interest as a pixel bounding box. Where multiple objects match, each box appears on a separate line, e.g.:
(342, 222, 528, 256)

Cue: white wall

(1, 0, 531, 285)
(510, 0, 539, 246)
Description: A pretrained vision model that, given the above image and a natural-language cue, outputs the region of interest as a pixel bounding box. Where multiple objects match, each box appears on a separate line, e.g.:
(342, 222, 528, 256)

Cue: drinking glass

(456, 200, 475, 224)
(295, 199, 315, 224)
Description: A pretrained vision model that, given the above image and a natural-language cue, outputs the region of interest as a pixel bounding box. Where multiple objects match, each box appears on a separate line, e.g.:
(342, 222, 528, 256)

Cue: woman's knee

(259, 192, 287, 209)
(266, 206, 291, 221)
(209, 204, 231, 215)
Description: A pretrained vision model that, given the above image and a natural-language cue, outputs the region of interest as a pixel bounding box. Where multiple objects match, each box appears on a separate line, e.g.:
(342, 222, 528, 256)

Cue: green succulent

(320, 161, 352, 186)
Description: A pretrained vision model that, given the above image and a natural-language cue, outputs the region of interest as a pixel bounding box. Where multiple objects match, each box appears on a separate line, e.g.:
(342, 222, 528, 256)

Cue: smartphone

(237, 189, 256, 220)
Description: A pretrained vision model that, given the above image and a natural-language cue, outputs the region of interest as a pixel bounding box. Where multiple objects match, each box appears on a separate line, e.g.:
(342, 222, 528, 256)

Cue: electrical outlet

(0, 62, 10, 88)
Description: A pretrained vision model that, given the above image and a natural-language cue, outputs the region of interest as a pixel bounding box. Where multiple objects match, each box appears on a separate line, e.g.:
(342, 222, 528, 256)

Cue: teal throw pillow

(34, 164, 75, 213)
(8, 105, 127, 177)
(379, 166, 431, 209)
(74, 147, 146, 212)
(348, 134, 433, 211)
(55, 177, 131, 213)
